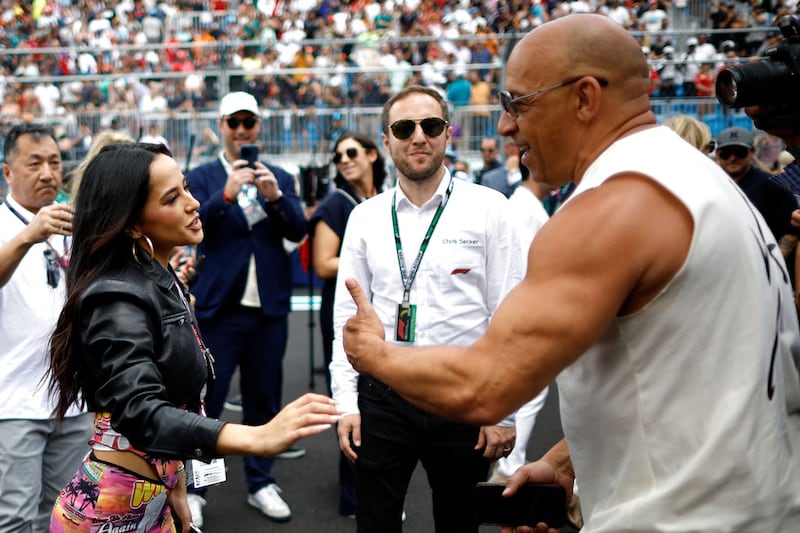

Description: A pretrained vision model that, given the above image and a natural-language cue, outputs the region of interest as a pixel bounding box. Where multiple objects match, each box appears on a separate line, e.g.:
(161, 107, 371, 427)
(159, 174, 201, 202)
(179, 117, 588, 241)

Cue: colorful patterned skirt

(49, 453, 175, 532)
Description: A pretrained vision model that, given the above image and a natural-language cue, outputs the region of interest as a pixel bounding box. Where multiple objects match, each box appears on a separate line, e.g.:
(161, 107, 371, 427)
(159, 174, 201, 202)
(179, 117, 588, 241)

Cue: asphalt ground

(197, 299, 575, 532)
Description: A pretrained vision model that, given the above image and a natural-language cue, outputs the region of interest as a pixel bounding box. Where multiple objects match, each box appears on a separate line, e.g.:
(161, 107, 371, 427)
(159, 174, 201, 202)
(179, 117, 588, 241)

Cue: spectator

(679, 37, 700, 96)
(481, 139, 523, 198)
(139, 122, 170, 149)
(663, 114, 714, 154)
(0, 123, 92, 532)
(714, 126, 799, 270)
(446, 72, 472, 108)
(185, 92, 308, 527)
(342, 14, 800, 532)
(332, 85, 522, 532)
(474, 136, 502, 185)
(46, 142, 338, 532)
(694, 62, 716, 118)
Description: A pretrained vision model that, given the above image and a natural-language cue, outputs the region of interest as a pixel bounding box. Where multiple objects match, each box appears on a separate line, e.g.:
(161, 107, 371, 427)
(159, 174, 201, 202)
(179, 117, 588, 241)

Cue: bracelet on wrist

(222, 189, 235, 204)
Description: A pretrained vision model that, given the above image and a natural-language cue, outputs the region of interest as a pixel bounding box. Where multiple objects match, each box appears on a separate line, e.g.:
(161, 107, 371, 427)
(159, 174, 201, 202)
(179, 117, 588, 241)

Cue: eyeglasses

(499, 76, 609, 120)
(44, 249, 60, 288)
(717, 146, 750, 160)
(388, 117, 449, 140)
(225, 116, 258, 130)
(332, 147, 360, 164)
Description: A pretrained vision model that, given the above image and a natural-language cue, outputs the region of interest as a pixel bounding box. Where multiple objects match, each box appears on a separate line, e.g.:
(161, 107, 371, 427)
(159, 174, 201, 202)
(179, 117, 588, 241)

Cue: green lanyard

(391, 177, 454, 305)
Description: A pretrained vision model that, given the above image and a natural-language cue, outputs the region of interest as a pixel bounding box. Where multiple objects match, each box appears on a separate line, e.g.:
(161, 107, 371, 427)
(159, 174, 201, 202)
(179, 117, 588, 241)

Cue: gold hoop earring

(131, 235, 155, 264)
(131, 239, 141, 264)
(142, 235, 155, 260)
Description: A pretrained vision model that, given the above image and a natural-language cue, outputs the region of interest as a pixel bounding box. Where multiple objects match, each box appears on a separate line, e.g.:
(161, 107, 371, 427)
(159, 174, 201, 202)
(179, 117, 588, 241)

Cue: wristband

(222, 189, 235, 204)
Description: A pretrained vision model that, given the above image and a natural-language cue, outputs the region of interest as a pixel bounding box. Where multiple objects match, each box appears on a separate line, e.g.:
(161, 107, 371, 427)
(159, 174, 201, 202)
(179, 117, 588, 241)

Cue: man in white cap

(184, 92, 308, 527)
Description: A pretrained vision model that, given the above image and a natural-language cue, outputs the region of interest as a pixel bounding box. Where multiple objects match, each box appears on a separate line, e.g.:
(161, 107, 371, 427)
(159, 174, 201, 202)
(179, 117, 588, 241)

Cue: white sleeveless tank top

(558, 126, 800, 532)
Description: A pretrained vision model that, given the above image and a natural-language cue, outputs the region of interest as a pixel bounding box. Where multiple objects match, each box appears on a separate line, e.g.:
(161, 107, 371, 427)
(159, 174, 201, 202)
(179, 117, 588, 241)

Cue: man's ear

(575, 77, 606, 123)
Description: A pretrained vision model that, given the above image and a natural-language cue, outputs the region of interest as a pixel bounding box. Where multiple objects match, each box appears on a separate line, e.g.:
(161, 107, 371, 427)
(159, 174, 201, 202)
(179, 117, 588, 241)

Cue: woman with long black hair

(48, 143, 338, 532)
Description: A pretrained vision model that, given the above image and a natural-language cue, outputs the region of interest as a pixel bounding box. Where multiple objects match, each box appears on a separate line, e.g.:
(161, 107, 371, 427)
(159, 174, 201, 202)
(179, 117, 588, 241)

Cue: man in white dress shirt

(330, 86, 524, 532)
(0, 123, 91, 532)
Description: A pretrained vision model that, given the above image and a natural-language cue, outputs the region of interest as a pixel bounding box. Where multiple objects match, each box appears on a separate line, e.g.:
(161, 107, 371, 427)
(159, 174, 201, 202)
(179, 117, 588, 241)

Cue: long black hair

(331, 131, 388, 197)
(48, 143, 171, 420)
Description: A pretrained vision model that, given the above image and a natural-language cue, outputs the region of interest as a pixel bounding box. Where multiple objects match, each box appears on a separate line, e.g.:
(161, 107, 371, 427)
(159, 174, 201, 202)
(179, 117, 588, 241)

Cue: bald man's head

(497, 14, 656, 188)
(510, 14, 650, 95)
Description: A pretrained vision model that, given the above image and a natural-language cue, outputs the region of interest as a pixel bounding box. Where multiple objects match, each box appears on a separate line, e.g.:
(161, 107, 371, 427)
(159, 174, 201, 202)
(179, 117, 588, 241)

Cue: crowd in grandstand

(0, 0, 797, 168)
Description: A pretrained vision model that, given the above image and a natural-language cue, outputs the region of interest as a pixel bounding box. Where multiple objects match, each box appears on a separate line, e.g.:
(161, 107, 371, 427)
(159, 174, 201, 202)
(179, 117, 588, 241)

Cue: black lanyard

(391, 178, 454, 304)
(4, 202, 69, 268)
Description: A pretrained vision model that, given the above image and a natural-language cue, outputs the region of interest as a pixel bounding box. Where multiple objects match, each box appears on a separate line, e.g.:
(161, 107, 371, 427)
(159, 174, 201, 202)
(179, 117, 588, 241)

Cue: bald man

(343, 14, 800, 532)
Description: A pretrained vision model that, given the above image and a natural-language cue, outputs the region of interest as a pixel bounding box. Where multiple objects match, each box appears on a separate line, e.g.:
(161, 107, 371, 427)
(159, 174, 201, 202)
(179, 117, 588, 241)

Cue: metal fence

(51, 97, 742, 173)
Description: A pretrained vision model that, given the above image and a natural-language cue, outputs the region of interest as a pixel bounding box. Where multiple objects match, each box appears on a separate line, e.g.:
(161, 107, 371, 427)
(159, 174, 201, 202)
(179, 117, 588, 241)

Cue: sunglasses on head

(225, 116, 258, 130)
(388, 117, 448, 140)
(332, 147, 360, 164)
(718, 146, 750, 160)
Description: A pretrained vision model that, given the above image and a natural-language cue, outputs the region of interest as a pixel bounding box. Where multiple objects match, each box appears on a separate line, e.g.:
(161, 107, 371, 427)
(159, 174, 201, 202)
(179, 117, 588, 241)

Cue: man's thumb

(345, 278, 368, 311)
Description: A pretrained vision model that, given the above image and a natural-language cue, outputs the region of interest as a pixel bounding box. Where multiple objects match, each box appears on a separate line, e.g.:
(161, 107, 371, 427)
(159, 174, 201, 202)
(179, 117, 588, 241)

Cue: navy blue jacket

(186, 157, 307, 320)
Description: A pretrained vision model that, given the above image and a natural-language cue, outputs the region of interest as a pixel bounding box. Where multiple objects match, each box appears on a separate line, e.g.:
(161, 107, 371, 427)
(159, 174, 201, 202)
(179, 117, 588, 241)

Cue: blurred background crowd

(0, 0, 798, 190)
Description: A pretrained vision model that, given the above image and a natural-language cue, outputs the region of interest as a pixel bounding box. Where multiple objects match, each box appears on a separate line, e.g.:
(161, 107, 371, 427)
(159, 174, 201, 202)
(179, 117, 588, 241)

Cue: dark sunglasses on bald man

(226, 116, 258, 130)
(332, 147, 360, 164)
(389, 117, 448, 140)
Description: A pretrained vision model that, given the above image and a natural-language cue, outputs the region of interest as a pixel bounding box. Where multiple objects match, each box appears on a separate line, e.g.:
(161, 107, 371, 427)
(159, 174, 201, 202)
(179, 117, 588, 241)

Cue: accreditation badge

(187, 458, 227, 488)
(395, 302, 416, 342)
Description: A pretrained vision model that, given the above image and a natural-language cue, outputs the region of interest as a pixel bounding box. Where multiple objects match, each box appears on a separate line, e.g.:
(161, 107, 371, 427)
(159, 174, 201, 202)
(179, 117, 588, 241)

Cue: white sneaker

(186, 493, 206, 528)
(247, 483, 292, 522)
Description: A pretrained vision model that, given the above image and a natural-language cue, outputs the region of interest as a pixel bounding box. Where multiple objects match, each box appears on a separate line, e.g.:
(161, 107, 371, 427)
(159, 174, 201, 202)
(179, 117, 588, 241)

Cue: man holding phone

(185, 91, 308, 527)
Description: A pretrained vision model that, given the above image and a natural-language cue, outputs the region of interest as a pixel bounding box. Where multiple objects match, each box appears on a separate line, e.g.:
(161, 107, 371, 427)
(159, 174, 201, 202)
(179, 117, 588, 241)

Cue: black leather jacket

(78, 255, 224, 462)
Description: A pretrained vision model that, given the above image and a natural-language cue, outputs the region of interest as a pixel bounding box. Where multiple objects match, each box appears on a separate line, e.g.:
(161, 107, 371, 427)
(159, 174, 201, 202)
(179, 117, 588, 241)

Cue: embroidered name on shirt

(442, 238, 480, 245)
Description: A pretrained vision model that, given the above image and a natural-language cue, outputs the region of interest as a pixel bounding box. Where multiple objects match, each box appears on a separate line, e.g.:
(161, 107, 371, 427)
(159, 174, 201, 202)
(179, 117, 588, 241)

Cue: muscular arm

(344, 175, 693, 425)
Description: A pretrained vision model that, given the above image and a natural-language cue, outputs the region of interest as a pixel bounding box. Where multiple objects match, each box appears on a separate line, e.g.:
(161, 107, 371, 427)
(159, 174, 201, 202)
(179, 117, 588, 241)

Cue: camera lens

(716, 61, 794, 107)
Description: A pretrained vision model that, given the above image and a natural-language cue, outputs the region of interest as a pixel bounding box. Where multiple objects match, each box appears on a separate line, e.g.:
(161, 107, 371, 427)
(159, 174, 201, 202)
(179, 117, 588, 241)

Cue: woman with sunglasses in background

(47, 143, 339, 533)
(308, 131, 387, 519)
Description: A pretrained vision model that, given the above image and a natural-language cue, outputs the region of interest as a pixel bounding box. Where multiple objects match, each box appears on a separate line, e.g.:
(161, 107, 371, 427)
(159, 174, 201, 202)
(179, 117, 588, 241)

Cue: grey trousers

(0, 414, 92, 533)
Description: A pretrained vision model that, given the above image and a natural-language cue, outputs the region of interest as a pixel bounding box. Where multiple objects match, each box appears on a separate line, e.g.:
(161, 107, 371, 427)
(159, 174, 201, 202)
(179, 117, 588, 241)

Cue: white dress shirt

(0, 195, 82, 419)
(331, 171, 524, 424)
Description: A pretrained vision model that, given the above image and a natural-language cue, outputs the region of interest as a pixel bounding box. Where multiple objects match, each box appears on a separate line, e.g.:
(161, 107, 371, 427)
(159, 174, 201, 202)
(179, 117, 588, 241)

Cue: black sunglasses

(717, 146, 750, 160)
(44, 249, 59, 288)
(225, 116, 258, 130)
(389, 117, 448, 140)
(332, 147, 360, 164)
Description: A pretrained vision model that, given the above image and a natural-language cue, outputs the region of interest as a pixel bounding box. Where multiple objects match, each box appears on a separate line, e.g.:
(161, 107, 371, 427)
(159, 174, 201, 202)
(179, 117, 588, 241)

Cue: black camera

(716, 15, 800, 129)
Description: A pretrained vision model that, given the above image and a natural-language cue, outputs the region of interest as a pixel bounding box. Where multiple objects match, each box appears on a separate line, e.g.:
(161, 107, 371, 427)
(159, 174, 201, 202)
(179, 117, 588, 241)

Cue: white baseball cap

(219, 91, 259, 117)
